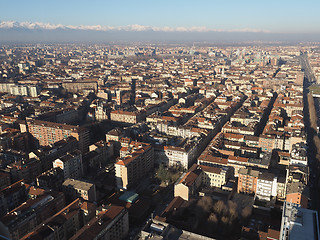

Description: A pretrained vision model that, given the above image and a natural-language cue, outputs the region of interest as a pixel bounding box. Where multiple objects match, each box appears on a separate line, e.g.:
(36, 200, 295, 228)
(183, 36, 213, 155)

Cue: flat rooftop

(281, 202, 320, 240)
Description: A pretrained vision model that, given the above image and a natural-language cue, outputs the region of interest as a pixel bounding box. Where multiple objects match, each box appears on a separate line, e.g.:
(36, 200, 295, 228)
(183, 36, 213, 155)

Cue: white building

(164, 143, 198, 170)
(0, 83, 40, 97)
(256, 172, 278, 201)
(27, 85, 40, 97)
(280, 202, 320, 240)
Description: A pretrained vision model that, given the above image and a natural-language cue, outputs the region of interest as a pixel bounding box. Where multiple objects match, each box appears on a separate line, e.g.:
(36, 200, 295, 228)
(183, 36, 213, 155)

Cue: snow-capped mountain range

(0, 21, 268, 33)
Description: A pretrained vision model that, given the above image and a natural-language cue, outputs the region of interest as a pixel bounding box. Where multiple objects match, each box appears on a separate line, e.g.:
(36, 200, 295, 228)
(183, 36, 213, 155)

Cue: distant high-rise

(130, 78, 136, 105)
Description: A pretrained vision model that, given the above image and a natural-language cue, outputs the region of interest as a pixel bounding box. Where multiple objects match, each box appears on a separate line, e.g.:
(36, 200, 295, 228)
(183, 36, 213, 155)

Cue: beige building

(201, 165, 229, 188)
(174, 164, 230, 201)
(105, 128, 124, 142)
(62, 81, 98, 93)
(174, 164, 203, 201)
(115, 142, 154, 189)
(110, 110, 145, 124)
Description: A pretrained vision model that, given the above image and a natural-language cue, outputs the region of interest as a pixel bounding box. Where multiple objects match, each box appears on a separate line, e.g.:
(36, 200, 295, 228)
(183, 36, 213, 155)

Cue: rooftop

(280, 202, 320, 240)
(63, 178, 94, 191)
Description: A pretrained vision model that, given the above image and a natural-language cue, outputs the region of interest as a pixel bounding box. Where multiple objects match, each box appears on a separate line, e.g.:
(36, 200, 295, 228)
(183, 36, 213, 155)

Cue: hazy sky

(2, 0, 320, 33)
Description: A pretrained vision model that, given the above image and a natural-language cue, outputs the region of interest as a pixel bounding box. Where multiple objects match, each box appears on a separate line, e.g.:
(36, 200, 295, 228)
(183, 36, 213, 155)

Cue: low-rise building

(174, 164, 203, 201)
(110, 110, 145, 124)
(62, 178, 97, 202)
(174, 164, 230, 201)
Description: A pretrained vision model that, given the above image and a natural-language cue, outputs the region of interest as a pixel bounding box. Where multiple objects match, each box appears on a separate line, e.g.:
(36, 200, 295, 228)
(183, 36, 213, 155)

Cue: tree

(197, 196, 213, 214)
(208, 213, 219, 234)
(228, 200, 238, 222)
(241, 206, 252, 220)
(213, 200, 226, 218)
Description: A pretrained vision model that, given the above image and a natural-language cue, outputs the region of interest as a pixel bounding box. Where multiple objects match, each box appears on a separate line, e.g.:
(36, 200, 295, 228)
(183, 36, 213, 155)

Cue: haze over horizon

(1, 0, 320, 43)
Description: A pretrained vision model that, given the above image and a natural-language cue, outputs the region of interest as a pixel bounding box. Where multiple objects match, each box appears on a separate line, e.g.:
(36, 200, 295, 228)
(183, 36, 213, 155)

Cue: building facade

(20, 119, 89, 153)
(237, 168, 259, 194)
(115, 142, 154, 189)
(62, 178, 96, 202)
(70, 205, 129, 240)
(53, 150, 83, 180)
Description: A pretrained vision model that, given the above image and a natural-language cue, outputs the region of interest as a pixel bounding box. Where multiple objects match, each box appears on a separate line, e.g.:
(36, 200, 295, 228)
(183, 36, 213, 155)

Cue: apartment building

(237, 168, 259, 194)
(0, 180, 27, 217)
(259, 135, 275, 152)
(115, 142, 154, 189)
(36, 167, 64, 191)
(280, 202, 319, 240)
(110, 110, 146, 124)
(20, 119, 89, 153)
(163, 136, 205, 170)
(174, 164, 203, 201)
(256, 172, 278, 201)
(62, 178, 96, 202)
(5, 158, 42, 183)
(70, 205, 129, 240)
(29, 136, 79, 172)
(21, 198, 84, 240)
(290, 142, 307, 166)
(0, 172, 10, 190)
(0, 83, 40, 97)
(286, 182, 309, 208)
(201, 165, 230, 188)
(53, 150, 83, 180)
(0, 191, 65, 240)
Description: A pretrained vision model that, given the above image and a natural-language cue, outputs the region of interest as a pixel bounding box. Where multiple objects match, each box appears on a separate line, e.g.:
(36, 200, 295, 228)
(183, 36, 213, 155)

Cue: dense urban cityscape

(0, 43, 318, 240)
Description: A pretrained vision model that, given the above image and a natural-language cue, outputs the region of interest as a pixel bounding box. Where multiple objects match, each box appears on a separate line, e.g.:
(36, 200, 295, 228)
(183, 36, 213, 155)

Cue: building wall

(53, 152, 83, 180)
(286, 193, 308, 209)
(256, 179, 273, 200)
(174, 183, 190, 201)
(20, 120, 89, 154)
(115, 146, 154, 189)
(165, 148, 189, 169)
(62, 179, 96, 202)
(202, 170, 227, 188)
(238, 174, 258, 194)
